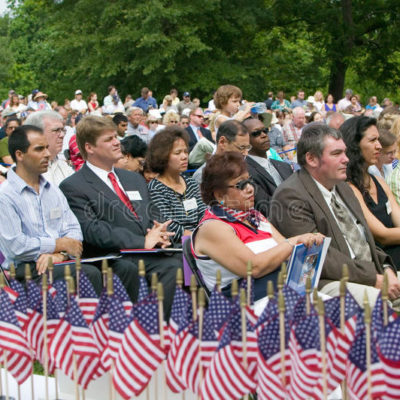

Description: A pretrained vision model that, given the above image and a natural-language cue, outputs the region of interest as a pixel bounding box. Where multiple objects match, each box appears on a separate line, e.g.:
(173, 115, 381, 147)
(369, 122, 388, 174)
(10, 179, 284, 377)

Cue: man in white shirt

(126, 107, 150, 143)
(337, 88, 353, 112)
(25, 110, 74, 186)
(270, 123, 400, 306)
(70, 90, 88, 114)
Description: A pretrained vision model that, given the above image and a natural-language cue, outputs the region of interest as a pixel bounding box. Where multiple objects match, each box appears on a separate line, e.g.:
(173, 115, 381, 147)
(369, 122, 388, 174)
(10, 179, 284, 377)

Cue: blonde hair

(162, 111, 180, 125)
(313, 91, 324, 102)
(213, 85, 242, 110)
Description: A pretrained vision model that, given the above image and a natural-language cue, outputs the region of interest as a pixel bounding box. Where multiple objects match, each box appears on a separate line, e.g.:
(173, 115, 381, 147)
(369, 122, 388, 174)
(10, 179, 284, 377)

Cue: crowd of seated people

(1, 84, 400, 316)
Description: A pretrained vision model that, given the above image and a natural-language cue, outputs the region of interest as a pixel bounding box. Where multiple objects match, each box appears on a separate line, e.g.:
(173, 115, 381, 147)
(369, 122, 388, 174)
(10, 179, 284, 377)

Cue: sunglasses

(227, 178, 255, 191)
(251, 128, 269, 137)
(194, 115, 204, 119)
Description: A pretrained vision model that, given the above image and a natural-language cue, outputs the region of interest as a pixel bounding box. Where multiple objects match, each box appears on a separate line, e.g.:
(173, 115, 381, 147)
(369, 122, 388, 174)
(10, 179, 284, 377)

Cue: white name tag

(127, 191, 142, 201)
(50, 208, 62, 219)
(183, 198, 198, 212)
(386, 200, 392, 215)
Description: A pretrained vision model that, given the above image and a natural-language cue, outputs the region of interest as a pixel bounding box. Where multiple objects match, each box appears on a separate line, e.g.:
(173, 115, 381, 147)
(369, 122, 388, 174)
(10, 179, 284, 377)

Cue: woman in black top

(146, 126, 206, 244)
(340, 116, 400, 270)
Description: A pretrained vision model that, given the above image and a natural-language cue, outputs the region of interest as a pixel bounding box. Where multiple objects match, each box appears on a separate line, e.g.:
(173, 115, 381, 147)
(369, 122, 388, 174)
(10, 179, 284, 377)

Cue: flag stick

(267, 281, 274, 300)
(382, 270, 389, 327)
(281, 262, 287, 282)
(107, 271, 116, 400)
(68, 277, 80, 400)
(231, 279, 238, 299)
(65, 265, 71, 308)
(48, 258, 54, 285)
(239, 289, 249, 400)
(246, 261, 252, 306)
(190, 275, 197, 321)
(364, 291, 372, 400)
(151, 273, 158, 294)
(339, 277, 348, 400)
(317, 298, 328, 400)
(24, 265, 35, 400)
(17, 386, 20, 400)
(216, 270, 221, 293)
(305, 276, 311, 315)
(312, 288, 318, 305)
(197, 289, 205, 398)
(175, 271, 186, 400)
(76, 257, 81, 298)
(101, 259, 109, 288)
(42, 273, 49, 400)
(157, 283, 167, 400)
(277, 271, 284, 298)
(3, 351, 9, 400)
(278, 291, 286, 388)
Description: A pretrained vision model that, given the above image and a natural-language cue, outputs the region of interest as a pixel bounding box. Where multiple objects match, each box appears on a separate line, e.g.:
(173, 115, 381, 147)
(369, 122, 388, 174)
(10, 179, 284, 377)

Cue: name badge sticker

(386, 200, 392, 215)
(183, 198, 198, 212)
(50, 208, 62, 219)
(127, 191, 142, 201)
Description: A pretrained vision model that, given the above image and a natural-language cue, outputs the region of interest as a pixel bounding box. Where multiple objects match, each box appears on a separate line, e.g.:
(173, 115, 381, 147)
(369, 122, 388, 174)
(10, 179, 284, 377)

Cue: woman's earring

(220, 200, 224, 205)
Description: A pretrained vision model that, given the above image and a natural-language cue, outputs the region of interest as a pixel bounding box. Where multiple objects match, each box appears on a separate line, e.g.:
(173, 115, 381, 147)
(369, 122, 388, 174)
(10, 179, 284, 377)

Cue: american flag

(100, 294, 129, 371)
(138, 275, 149, 302)
(77, 271, 99, 326)
(321, 290, 360, 389)
(112, 295, 165, 399)
(282, 285, 302, 320)
(255, 296, 279, 333)
(165, 285, 191, 393)
(346, 313, 385, 400)
(90, 289, 110, 352)
(0, 289, 32, 384)
(53, 279, 68, 318)
(24, 280, 58, 374)
(49, 295, 101, 389)
(3, 285, 18, 304)
(257, 313, 290, 400)
(112, 274, 133, 317)
(372, 293, 397, 342)
(200, 301, 257, 400)
(377, 316, 400, 399)
(288, 312, 322, 400)
(206, 288, 232, 338)
(8, 277, 29, 330)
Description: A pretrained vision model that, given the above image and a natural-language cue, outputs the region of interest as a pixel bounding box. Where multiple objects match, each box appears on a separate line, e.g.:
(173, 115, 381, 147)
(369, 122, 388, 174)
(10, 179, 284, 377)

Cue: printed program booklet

(286, 237, 331, 295)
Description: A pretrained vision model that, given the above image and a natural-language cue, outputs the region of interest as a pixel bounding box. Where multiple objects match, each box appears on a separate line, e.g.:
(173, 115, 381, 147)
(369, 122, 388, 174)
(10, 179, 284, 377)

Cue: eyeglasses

(51, 127, 66, 135)
(149, 121, 158, 124)
(194, 115, 204, 119)
(227, 178, 255, 191)
(170, 121, 179, 124)
(251, 128, 269, 137)
(232, 143, 252, 153)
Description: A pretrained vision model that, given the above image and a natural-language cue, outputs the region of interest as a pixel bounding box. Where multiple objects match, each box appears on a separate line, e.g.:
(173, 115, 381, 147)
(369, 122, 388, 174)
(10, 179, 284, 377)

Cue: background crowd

(1, 83, 400, 316)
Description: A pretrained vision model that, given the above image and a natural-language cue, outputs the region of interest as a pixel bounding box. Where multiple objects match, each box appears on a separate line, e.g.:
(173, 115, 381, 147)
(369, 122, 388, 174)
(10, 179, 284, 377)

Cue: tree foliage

(1, 0, 400, 104)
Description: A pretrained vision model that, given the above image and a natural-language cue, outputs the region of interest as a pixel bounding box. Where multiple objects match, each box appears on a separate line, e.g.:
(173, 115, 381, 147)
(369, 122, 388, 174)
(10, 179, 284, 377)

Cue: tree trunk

(328, 60, 348, 103)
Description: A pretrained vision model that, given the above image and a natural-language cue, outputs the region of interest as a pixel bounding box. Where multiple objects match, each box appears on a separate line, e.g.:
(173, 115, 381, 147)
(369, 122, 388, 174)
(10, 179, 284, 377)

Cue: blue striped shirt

(0, 167, 82, 268)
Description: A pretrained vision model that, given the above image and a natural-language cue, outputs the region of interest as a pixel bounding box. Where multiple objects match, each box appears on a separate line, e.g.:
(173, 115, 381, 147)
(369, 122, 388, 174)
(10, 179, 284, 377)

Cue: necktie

(108, 172, 137, 217)
(330, 192, 371, 261)
(196, 127, 203, 139)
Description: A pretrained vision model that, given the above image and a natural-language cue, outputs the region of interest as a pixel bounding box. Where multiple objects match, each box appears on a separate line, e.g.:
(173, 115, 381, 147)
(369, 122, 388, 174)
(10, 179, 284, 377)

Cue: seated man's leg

(110, 257, 139, 303)
(320, 281, 380, 307)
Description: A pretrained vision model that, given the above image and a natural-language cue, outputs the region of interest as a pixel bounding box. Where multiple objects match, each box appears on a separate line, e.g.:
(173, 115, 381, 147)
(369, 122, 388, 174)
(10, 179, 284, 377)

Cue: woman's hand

(290, 232, 325, 248)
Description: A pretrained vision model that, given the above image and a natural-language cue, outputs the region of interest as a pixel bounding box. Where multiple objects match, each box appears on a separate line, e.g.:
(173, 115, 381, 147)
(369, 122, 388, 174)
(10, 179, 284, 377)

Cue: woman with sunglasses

(192, 151, 324, 299)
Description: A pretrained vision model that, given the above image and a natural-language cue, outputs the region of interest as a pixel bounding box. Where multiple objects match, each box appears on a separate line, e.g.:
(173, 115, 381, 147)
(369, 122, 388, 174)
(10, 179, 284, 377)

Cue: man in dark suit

(269, 123, 400, 305)
(60, 116, 182, 316)
(243, 117, 292, 217)
(185, 107, 214, 152)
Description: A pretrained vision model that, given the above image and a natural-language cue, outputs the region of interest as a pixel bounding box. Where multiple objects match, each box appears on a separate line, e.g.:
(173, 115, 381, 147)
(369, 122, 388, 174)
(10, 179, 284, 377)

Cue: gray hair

(24, 110, 63, 130)
(127, 106, 144, 116)
(292, 106, 305, 117)
(297, 123, 342, 167)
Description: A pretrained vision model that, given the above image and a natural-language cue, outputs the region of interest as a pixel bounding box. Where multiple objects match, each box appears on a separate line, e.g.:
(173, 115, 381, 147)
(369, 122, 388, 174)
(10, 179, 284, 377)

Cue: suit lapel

(247, 157, 277, 188)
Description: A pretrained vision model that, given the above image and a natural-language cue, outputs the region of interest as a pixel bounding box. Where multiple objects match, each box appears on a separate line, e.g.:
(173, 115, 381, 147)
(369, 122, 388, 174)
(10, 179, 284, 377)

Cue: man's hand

(36, 253, 65, 275)
(375, 269, 400, 300)
(55, 237, 83, 258)
(144, 220, 174, 249)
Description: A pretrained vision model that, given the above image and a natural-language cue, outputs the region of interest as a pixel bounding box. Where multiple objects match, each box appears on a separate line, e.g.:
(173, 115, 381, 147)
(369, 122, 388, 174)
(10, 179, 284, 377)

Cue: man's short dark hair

(108, 85, 115, 93)
(112, 113, 128, 125)
(8, 125, 43, 163)
(120, 135, 147, 158)
(216, 120, 248, 143)
(4, 117, 21, 130)
(297, 124, 342, 167)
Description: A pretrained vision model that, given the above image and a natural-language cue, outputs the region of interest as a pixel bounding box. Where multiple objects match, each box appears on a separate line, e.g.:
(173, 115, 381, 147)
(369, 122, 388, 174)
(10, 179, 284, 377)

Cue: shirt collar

(86, 161, 115, 181)
(7, 166, 50, 194)
(312, 176, 338, 204)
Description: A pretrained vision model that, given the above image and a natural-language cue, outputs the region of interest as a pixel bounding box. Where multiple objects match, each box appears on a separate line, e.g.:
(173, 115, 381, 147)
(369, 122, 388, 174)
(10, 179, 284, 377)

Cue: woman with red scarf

(191, 152, 324, 299)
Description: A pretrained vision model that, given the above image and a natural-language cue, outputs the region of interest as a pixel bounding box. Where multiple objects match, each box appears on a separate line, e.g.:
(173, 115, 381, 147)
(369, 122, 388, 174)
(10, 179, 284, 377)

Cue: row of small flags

(0, 259, 399, 400)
